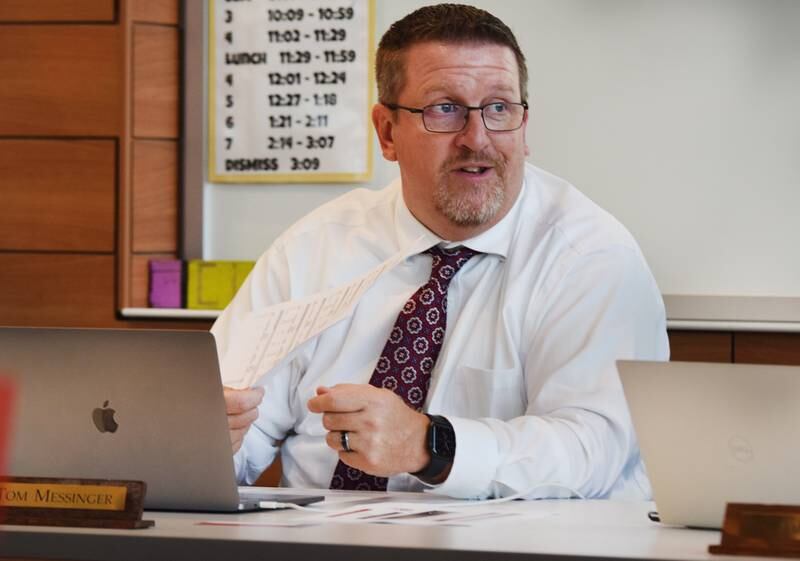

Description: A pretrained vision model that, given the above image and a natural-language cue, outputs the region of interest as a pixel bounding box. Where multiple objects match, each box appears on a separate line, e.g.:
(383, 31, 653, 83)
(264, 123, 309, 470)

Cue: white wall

(203, 0, 800, 302)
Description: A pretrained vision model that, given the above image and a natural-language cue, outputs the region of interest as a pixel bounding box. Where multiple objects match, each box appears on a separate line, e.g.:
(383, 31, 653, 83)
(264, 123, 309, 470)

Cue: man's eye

(487, 102, 508, 113)
(431, 104, 459, 115)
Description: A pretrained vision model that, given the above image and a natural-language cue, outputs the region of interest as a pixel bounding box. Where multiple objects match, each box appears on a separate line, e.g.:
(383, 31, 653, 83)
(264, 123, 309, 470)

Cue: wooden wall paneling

(131, 252, 176, 308)
(131, 0, 179, 25)
(133, 24, 180, 138)
(121, 8, 182, 310)
(0, 254, 116, 327)
(0, 0, 115, 22)
(0, 26, 122, 136)
(0, 139, 116, 251)
(132, 139, 179, 252)
(734, 332, 800, 365)
(667, 330, 733, 363)
(117, 0, 136, 310)
(0, 1, 186, 325)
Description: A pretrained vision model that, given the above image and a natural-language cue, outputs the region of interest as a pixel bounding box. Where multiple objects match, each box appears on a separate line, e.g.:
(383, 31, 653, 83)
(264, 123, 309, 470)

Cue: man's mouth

(456, 165, 492, 175)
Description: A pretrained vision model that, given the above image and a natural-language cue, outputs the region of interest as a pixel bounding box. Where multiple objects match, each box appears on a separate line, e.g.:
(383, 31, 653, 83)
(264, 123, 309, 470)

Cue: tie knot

(425, 245, 480, 282)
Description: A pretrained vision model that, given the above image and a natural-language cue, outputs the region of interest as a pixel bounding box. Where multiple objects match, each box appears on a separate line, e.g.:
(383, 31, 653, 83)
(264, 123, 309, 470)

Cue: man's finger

(307, 384, 370, 413)
(224, 386, 264, 414)
(230, 427, 248, 451)
(227, 407, 258, 430)
(321, 411, 363, 432)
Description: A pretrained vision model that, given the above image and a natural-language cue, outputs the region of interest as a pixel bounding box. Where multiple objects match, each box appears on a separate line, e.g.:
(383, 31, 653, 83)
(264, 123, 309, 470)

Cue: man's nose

(454, 109, 490, 152)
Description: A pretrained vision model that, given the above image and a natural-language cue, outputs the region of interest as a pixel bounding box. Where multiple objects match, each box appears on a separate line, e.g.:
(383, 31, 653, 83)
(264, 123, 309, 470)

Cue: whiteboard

(187, 0, 800, 325)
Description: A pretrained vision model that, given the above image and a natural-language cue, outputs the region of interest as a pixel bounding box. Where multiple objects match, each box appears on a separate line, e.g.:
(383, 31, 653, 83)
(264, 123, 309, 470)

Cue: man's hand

(223, 386, 265, 453)
(307, 384, 430, 477)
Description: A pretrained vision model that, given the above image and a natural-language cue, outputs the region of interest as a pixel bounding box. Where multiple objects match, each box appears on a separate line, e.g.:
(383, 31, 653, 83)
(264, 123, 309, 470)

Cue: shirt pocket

(454, 365, 526, 419)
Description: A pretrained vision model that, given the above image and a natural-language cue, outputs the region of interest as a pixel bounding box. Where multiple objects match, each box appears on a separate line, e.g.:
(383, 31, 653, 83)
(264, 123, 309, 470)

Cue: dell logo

(92, 400, 119, 434)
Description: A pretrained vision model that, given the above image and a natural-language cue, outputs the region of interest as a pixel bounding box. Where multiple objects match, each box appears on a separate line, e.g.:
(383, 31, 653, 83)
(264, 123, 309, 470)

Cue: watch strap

(411, 414, 455, 483)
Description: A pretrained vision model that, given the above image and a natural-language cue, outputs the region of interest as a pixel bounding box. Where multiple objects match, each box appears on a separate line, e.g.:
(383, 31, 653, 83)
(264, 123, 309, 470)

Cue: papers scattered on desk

(310, 503, 523, 527)
(198, 499, 548, 528)
(219, 235, 432, 389)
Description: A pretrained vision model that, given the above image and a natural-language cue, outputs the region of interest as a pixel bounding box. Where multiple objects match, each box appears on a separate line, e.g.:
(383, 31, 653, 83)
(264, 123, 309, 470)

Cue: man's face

(373, 41, 529, 241)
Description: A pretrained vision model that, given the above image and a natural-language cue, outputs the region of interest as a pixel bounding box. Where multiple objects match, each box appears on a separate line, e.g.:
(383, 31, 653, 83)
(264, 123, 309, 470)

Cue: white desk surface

(0, 492, 759, 561)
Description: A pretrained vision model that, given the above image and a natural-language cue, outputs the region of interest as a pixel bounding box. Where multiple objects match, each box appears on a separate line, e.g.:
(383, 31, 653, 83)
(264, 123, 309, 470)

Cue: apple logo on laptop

(92, 400, 119, 433)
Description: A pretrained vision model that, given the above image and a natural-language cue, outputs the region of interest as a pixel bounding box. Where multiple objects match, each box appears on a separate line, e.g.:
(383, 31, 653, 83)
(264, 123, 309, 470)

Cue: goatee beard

(434, 149, 507, 227)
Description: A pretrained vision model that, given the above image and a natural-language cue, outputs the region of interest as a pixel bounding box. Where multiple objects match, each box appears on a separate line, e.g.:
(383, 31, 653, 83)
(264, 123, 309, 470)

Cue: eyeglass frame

(383, 101, 529, 133)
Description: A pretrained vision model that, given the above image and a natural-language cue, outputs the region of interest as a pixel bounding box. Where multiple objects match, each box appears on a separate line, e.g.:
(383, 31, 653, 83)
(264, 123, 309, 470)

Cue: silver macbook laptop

(618, 360, 800, 529)
(0, 327, 321, 512)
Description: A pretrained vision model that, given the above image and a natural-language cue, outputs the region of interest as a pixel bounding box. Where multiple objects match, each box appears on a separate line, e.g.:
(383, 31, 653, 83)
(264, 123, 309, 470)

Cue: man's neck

(417, 214, 498, 242)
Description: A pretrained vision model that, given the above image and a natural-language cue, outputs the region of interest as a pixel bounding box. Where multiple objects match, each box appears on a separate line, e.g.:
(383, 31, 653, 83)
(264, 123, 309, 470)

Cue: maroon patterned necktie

(329, 245, 480, 491)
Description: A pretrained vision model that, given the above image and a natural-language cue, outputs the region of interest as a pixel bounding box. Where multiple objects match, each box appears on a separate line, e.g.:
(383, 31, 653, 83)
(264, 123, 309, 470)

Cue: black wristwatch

(411, 414, 456, 483)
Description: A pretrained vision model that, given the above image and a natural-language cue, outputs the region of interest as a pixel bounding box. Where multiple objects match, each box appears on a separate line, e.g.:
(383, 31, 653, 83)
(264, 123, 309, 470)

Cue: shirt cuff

(423, 416, 498, 499)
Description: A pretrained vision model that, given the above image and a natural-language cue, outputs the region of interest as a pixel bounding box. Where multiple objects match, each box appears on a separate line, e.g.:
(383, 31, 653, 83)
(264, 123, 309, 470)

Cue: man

(213, 4, 669, 499)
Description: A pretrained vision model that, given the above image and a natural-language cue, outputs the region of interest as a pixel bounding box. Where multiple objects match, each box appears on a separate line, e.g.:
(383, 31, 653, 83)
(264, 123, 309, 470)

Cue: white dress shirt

(212, 162, 670, 499)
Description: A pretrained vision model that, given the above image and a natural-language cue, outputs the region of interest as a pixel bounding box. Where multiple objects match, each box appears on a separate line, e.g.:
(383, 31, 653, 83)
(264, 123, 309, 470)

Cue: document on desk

(219, 236, 432, 389)
(311, 503, 527, 527)
(199, 501, 542, 529)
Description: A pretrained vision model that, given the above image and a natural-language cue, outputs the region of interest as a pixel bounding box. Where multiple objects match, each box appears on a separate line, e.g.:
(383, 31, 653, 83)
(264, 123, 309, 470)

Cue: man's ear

(372, 103, 398, 162)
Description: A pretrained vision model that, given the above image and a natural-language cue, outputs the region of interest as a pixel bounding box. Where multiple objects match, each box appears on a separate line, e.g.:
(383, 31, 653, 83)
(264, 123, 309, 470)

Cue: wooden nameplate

(0, 476, 154, 529)
(710, 503, 800, 558)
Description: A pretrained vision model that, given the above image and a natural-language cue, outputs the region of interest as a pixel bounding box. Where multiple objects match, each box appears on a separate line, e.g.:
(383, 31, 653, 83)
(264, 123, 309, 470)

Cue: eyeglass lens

(422, 103, 524, 132)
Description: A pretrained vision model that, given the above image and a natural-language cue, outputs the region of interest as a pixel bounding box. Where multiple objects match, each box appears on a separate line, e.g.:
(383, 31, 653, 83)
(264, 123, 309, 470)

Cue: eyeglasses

(383, 101, 528, 133)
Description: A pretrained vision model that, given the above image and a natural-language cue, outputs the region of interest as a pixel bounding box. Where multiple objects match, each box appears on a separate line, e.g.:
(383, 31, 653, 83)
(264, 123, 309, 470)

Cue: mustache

(441, 148, 506, 171)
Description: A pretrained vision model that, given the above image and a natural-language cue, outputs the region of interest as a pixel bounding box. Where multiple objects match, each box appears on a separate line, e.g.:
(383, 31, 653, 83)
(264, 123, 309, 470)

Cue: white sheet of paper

(285, 502, 543, 527)
(199, 496, 550, 528)
(219, 236, 433, 388)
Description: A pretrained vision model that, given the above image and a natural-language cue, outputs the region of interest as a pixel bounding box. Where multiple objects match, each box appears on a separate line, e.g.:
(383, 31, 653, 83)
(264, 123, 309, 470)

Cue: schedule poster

(209, 0, 374, 183)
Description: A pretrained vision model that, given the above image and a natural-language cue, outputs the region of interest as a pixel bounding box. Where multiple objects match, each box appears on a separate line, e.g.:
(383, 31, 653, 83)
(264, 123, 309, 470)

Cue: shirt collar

(392, 179, 441, 255)
(392, 176, 527, 260)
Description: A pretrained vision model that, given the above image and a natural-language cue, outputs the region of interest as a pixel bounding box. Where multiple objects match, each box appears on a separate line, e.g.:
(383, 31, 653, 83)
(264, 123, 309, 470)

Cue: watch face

(431, 421, 456, 459)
